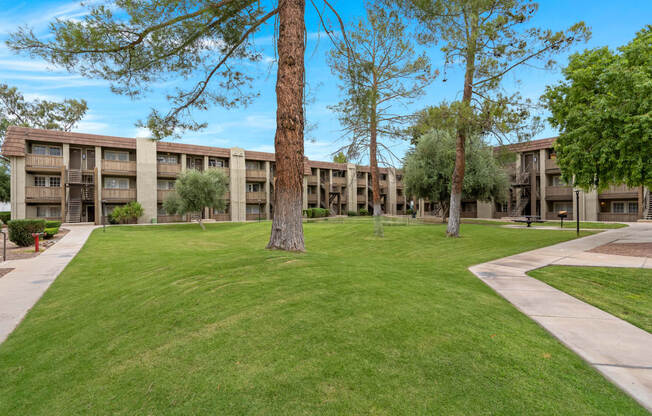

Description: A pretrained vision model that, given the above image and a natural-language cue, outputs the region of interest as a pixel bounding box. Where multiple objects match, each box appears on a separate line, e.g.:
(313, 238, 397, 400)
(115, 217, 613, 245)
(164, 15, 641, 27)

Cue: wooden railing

(157, 214, 186, 223)
(208, 167, 229, 176)
(598, 213, 638, 222)
(307, 175, 318, 184)
(157, 163, 181, 176)
(307, 194, 318, 203)
(245, 169, 266, 179)
(357, 178, 366, 187)
(332, 177, 346, 186)
(545, 158, 560, 171)
(246, 213, 264, 221)
(103, 160, 137, 174)
(245, 191, 266, 201)
(102, 188, 136, 200)
(546, 186, 573, 199)
(25, 186, 62, 200)
(26, 154, 63, 169)
(357, 195, 366, 203)
(212, 213, 230, 221)
(599, 184, 638, 196)
(157, 189, 175, 201)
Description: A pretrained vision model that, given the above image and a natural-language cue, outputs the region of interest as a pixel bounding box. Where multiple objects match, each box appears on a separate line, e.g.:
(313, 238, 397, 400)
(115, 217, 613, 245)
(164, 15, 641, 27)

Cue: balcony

(598, 212, 639, 222)
(357, 178, 366, 187)
(25, 154, 63, 172)
(357, 194, 366, 203)
(246, 213, 265, 221)
(307, 175, 319, 185)
(332, 176, 346, 186)
(245, 191, 266, 202)
(157, 214, 186, 223)
(25, 186, 62, 201)
(208, 166, 230, 177)
(545, 158, 560, 172)
(598, 184, 639, 199)
(157, 189, 175, 201)
(157, 163, 181, 177)
(102, 188, 136, 201)
(246, 169, 267, 180)
(102, 160, 137, 175)
(212, 213, 230, 221)
(307, 194, 317, 203)
(545, 186, 573, 200)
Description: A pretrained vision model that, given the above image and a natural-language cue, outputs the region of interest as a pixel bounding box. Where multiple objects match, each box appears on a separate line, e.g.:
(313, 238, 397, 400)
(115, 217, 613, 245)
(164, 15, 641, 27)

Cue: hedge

(45, 220, 62, 228)
(358, 208, 369, 216)
(347, 210, 358, 216)
(8, 219, 46, 247)
(0, 211, 10, 225)
(303, 208, 330, 218)
(44, 227, 60, 239)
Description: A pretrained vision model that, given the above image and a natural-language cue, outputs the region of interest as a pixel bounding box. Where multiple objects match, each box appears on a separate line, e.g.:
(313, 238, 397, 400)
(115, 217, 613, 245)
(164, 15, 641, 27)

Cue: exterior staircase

(646, 193, 652, 220)
(67, 198, 81, 223)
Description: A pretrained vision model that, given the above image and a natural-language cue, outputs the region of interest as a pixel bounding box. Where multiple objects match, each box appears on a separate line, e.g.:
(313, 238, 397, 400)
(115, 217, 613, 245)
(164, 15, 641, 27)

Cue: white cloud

(250, 144, 275, 153)
(0, 59, 61, 72)
(134, 127, 151, 138)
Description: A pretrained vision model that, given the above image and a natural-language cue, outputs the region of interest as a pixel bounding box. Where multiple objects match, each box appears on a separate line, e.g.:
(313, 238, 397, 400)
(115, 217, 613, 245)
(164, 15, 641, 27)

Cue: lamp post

(575, 190, 580, 236)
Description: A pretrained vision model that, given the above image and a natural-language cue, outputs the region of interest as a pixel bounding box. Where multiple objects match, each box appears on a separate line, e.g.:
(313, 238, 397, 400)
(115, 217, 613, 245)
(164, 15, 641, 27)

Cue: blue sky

(0, 0, 650, 163)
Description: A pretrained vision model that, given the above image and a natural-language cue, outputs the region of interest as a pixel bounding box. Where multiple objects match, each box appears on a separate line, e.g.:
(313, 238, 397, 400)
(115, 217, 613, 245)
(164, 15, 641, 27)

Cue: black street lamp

(575, 189, 580, 235)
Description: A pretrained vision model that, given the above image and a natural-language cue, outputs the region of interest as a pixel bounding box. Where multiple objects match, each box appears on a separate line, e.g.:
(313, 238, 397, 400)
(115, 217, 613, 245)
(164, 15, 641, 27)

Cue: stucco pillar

(530, 159, 537, 217)
(477, 201, 493, 219)
(388, 168, 397, 215)
(181, 153, 187, 171)
(316, 168, 321, 208)
(418, 198, 425, 217)
(229, 148, 246, 222)
(515, 153, 522, 215)
(203, 155, 210, 219)
(365, 172, 369, 208)
(302, 176, 308, 211)
(539, 149, 547, 220)
(346, 163, 357, 213)
(136, 138, 157, 224)
(584, 189, 599, 222)
(265, 161, 271, 219)
(95, 146, 102, 224)
(10, 157, 26, 219)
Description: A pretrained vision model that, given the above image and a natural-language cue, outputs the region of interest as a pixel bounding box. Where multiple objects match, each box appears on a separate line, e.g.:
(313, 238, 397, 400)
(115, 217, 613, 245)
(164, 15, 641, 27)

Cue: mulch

(2, 228, 70, 261)
(588, 242, 652, 258)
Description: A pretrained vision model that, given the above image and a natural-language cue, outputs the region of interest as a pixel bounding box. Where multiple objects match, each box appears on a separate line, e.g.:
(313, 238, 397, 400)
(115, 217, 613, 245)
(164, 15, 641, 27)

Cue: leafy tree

(8, 0, 344, 252)
(393, 0, 590, 236)
(543, 25, 652, 189)
(328, 4, 434, 236)
(0, 84, 87, 202)
(163, 169, 228, 230)
(332, 151, 347, 163)
(403, 130, 509, 221)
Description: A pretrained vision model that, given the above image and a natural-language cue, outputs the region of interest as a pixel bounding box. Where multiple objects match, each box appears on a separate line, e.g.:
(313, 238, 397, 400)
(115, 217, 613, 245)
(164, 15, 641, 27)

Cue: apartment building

(3, 126, 408, 224)
(474, 138, 650, 222)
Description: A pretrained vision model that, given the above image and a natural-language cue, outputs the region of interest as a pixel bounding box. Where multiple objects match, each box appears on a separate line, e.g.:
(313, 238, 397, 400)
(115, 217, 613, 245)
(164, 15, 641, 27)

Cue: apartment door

(70, 148, 82, 169)
(87, 205, 95, 222)
(86, 149, 95, 169)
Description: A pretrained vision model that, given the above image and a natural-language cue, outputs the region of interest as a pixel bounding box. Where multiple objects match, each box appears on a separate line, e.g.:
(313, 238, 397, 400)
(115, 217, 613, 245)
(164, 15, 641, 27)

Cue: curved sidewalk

(469, 223, 652, 411)
(0, 224, 97, 344)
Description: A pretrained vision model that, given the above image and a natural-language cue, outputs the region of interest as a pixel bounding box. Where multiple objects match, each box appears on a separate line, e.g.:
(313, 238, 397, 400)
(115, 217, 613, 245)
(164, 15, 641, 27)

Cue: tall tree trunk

(267, 0, 306, 251)
(370, 102, 383, 237)
(447, 9, 478, 238)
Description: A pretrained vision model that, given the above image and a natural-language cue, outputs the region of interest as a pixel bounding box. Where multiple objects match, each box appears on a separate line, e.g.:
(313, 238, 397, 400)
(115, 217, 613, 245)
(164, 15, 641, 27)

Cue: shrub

(111, 201, 144, 224)
(406, 208, 414, 215)
(45, 220, 62, 228)
(8, 219, 46, 247)
(44, 227, 60, 239)
(0, 211, 10, 225)
(358, 208, 369, 216)
(347, 210, 358, 216)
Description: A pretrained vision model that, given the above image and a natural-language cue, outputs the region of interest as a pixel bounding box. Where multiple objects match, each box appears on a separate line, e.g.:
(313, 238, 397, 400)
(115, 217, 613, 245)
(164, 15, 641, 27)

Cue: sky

(0, 0, 650, 164)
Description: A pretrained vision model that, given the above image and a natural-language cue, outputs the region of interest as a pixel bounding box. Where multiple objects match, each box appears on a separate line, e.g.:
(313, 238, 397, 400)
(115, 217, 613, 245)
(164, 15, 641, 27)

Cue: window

(49, 177, 61, 187)
(37, 206, 60, 218)
(34, 176, 46, 187)
(246, 161, 260, 170)
(246, 183, 261, 193)
(105, 150, 129, 161)
(213, 206, 229, 214)
(157, 204, 167, 215)
(553, 202, 573, 214)
(551, 175, 566, 186)
(246, 204, 260, 214)
(157, 154, 178, 164)
(31, 145, 61, 156)
(157, 180, 175, 190)
(611, 201, 638, 214)
(208, 158, 225, 167)
(48, 146, 62, 156)
(628, 202, 638, 213)
(104, 177, 129, 189)
(612, 202, 625, 214)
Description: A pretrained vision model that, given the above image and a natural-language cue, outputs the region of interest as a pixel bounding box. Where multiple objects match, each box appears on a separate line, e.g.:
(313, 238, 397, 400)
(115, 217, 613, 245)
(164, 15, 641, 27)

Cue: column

(539, 149, 547, 220)
(94, 146, 102, 225)
(229, 148, 246, 222)
(530, 156, 537, 217)
(388, 168, 397, 215)
(418, 198, 425, 217)
(365, 172, 369, 208)
(136, 138, 157, 224)
(10, 157, 26, 219)
(203, 155, 210, 219)
(316, 168, 321, 208)
(346, 163, 357, 213)
(584, 190, 599, 221)
(515, 153, 522, 215)
(302, 176, 308, 211)
(265, 161, 271, 219)
(181, 153, 187, 171)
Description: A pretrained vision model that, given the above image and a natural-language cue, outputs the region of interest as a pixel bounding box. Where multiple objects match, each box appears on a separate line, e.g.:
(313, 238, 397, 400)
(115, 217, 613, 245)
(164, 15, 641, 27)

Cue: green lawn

(529, 266, 652, 332)
(0, 221, 645, 415)
(460, 218, 627, 229)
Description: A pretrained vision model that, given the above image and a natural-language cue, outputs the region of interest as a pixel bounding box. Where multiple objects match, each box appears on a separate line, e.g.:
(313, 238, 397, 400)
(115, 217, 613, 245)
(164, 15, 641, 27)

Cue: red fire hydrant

(31, 233, 42, 252)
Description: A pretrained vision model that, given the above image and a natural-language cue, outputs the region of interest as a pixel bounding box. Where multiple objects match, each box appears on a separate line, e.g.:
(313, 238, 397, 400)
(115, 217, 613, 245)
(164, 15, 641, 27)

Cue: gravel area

(2, 228, 70, 261)
(588, 242, 652, 258)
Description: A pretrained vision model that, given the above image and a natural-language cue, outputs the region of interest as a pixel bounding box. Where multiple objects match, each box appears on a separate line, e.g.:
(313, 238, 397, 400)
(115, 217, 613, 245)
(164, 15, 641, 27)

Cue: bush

(347, 210, 358, 216)
(8, 219, 46, 247)
(111, 201, 144, 224)
(406, 208, 414, 215)
(0, 211, 10, 225)
(358, 208, 369, 216)
(45, 220, 61, 228)
(303, 208, 329, 218)
(44, 227, 60, 239)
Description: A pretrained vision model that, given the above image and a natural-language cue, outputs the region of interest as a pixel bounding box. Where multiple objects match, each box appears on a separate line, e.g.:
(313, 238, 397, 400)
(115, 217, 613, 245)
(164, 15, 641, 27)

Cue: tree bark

(266, 0, 306, 251)
(370, 98, 383, 237)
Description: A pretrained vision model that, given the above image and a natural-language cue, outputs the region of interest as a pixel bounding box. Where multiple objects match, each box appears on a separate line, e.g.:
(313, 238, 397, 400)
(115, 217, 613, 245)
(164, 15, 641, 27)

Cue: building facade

(3, 127, 648, 224)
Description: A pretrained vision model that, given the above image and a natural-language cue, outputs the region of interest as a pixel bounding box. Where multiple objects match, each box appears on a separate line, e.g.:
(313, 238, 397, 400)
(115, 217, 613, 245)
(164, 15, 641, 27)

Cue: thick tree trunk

(370, 106, 383, 237)
(266, 0, 306, 252)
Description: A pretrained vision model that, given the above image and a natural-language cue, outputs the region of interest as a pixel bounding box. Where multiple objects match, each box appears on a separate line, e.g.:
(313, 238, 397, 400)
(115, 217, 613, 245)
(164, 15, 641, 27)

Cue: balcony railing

(157, 189, 175, 201)
(598, 212, 638, 222)
(357, 178, 366, 187)
(25, 186, 62, 200)
(157, 214, 186, 223)
(246, 169, 266, 180)
(212, 213, 230, 221)
(332, 177, 346, 186)
(207, 167, 229, 177)
(102, 188, 136, 200)
(598, 184, 638, 198)
(26, 154, 63, 170)
(545, 158, 560, 171)
(157, 163, 181, 176)
(307, 194, 318, 203)
(546, 186, 573, 199)
(357, 194, 365, 203)
(307, 175, 318, 185)
(246, 213, 264, 221)
(245, 191, 266, 202)
(102, 160, 137, 175)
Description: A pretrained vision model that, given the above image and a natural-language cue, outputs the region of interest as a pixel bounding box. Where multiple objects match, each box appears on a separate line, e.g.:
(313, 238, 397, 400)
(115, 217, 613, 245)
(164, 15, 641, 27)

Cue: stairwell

(646, 196, 652, 220)
(67, 199, 81, 223)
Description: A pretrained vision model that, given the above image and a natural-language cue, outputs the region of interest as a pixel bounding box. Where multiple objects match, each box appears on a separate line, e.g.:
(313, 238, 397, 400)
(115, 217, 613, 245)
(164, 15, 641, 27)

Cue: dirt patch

(2, 228, 70, 261)
(588, 242, 652, 258)
(0, 268, 14, 278)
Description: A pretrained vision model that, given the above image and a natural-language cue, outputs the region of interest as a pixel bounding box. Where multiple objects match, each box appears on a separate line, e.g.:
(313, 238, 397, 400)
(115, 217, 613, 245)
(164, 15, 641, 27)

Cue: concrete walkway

(469, 222, 652, 411)
(0, 224, 97, 344)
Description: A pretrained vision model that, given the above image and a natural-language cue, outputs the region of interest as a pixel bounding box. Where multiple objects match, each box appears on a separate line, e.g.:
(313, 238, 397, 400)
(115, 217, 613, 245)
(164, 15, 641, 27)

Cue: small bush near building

(303, 208, 330, 218)
(44, 227, 60, 239)
(45, 220, 62, 228)
(111, 202, 144, 224)
(0, 211, 10, 225)
(8, 219, 46, 247)
(358, 208, 369, 216)
(347, 210, 358, 216)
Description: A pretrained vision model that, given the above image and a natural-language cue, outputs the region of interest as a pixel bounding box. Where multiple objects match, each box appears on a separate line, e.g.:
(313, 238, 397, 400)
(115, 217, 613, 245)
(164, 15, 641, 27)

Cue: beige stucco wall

(95, 146, 102, 224)
(387, 168, 397, 215)
(477, 201, 494, 219)
(229, 148, 246, 221)
(265, 161, 271, 219)
(539, 149, 547, 220)
(10, 157, 26, 219)
(346, 163, 357, 213)
(136, 137, 157, 223)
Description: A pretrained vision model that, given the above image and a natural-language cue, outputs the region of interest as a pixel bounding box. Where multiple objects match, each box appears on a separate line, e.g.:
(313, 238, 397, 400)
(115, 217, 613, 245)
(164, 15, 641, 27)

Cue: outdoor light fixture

(574, 189, 580, 235)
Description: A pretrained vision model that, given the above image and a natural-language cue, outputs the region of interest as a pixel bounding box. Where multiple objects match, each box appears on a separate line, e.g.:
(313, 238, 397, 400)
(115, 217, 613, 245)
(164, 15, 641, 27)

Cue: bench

(513, 215, 545, 227)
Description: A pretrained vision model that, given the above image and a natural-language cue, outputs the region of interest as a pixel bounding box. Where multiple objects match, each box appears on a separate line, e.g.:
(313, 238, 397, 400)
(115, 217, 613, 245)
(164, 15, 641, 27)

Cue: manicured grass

(529, 266, 652, 332)
(0, 221, 645, 415)
(542, 221, 627, 229)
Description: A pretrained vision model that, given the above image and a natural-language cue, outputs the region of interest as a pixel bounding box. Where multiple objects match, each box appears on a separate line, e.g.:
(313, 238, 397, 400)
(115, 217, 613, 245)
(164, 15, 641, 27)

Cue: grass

(541, 221, 627, 229)
(529, 266, 652, 332)
(0, 221, 645, 415)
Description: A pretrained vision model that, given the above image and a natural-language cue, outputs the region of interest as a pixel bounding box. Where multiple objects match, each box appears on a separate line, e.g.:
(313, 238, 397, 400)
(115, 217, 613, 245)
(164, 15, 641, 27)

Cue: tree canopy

(332, 151, 348, 164)
(163, 169, 229, 229)
(403, 129, 509, 218)
(543, 25, 652, 190)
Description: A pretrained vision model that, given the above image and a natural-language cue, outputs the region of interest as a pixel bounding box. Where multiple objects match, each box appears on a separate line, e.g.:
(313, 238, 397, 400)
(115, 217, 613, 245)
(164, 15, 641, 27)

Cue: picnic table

(513, 215, 545, 227)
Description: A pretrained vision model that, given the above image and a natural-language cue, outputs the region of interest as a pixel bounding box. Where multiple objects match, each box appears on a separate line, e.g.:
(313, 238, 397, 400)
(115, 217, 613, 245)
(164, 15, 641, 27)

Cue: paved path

(0, 224, 97, 344)
(469, 222, 652, 411)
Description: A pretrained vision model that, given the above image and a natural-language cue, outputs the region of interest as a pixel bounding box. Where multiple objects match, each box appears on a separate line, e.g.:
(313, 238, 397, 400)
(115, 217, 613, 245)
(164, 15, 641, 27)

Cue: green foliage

(406, 208, 414, 215)
(0, 162, 9, 203)
(347, 210, 358, 217)
(163, 170, 228, 224)
(45, 220, 62, 228)
(543, 26, 652, 189)
(7, 219, 45, 247)
(0, 211, 10, 225)
(333, 152, 348, 164)
(303, 208, 329, 218)
(44, 227, 60, 239)
(358, 208, 369, 216)
(404, 130, 509, 209)
(110, 202, 144, 224)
